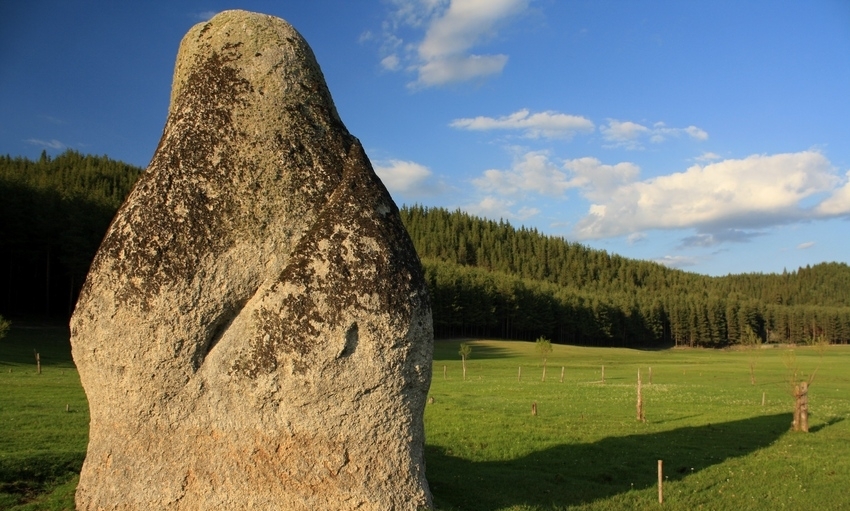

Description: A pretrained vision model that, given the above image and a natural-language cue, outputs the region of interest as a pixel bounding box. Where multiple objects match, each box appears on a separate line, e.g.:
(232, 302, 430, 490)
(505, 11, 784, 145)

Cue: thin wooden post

(601, 365, 605, 383)
(762, 391, 765, 406)
(637, 369, 645, 422)
(35, 351, 41, 375)
(518, 366, 522, 382)
(658, 459, 663, 503)
(648, 366, 652, 385)
(66, 404, 70, 413)
(443, 365, 446, 380)
(560, 366, 565, 383)
(531, 402, 537, 416)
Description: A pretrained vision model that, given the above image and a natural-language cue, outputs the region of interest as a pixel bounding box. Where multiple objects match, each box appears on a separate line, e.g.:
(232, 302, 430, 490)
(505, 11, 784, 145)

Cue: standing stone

(70, 10, 433, 510)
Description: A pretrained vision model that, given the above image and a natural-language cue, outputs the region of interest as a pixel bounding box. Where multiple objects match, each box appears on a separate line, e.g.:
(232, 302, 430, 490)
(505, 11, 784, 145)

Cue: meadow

(1, 327, 848, 510)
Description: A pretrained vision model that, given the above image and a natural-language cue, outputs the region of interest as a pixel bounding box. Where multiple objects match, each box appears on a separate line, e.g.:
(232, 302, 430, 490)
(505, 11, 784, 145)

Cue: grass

(1, 327, 848, 510)
(426, 340, 850, 510)
(0, 323, 88, 510)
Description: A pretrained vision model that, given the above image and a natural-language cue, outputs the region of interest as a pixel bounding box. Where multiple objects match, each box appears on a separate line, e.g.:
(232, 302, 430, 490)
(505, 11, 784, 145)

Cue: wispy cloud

(377, 0, 531, 88)
(26, 138, 66, 150)
(450, 109, 594, 139)
(695, 151, 723, 162)
(40, 115, 65, 125)
(196, 11, 218, 21)
(464, 196, 539, 221)
(601, 119, 708, 149)
(797, 241, 816, 250)
(654, 255, 700, 269)
(679, 230, 765, 248)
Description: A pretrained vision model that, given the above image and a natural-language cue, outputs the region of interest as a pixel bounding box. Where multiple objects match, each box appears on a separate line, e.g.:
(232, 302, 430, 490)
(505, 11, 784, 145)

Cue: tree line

(0, 151, 142, 317)
(2, 151, 848, 347)
(402, 206, 850, 346)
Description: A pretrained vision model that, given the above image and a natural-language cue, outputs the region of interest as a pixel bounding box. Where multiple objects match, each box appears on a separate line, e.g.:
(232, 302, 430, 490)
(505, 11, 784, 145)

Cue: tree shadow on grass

(809, 415, 845, 433)
(426, 413, 792, 510)
(0, 451, 84, 507)
(433, 339, 515, 361)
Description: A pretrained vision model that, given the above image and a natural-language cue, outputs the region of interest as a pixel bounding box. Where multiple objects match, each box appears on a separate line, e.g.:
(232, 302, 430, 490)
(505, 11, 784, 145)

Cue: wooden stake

(762, 391, 765, 406)
(517, 366, 522, 382)
(443, 365, 446, 380)
(35, 351, 41, 375)
(648, 366, 652, 385)
(65, 404, 70, 413)
(560, 366, 565, 383)
(658, 459, 664, 504)
(637, 369, 646, 422)
(601, 365, 605, 383)
(531, 402, 537, 416)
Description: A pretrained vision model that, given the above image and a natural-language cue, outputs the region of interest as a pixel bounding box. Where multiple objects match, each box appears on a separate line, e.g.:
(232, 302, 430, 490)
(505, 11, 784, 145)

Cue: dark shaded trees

(0, 151, 142, 317)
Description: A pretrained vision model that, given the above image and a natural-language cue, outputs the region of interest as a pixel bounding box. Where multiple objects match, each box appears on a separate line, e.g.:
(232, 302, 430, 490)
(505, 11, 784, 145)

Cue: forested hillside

(0, 151, 142, 316)
(401, 206, 850, 346)
(2, 152, 848, 347)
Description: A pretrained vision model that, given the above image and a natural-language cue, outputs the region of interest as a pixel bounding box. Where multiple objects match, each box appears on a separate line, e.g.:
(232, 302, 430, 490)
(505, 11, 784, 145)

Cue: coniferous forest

(2, 151, 849, 347)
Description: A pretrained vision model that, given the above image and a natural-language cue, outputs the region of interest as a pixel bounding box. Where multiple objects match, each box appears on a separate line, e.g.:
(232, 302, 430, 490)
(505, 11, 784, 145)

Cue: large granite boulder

(70, 10, 433, 510)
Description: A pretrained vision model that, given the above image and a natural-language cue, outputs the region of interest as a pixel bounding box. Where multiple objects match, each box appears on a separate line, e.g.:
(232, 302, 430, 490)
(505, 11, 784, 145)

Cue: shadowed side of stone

(70, 10, 432, 510)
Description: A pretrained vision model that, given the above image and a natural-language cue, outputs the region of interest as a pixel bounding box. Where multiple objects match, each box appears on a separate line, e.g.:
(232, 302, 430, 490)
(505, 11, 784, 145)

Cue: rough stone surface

(70, 10, 433, 510)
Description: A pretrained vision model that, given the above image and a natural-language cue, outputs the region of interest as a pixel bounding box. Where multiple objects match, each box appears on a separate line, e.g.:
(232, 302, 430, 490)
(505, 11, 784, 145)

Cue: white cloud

(815, 170, 850, 216)
(561, 157, 640, 201)
(26, 138, 65, 150)
(601, 119, 708, 149)
(797, 241, 816, 250)
(601, 120, 649, 147)
(378, 0, 530, 87)
(471, 152, 640, 202)
(472, 151, 571, 197)
(373, 159, 447, 197)
(573, 150, 840, 240)
(450, 109, 595, 139)
(196, 11, 217, 21)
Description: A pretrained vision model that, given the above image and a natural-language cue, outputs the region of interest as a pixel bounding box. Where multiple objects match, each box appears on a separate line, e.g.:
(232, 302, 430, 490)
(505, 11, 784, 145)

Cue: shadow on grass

(0, 451, 84, 507)
(0, 325, 73, 368)
(809, 416, 845, 433)
(433, 339, 516, 362)
(427, 413, 792, 510)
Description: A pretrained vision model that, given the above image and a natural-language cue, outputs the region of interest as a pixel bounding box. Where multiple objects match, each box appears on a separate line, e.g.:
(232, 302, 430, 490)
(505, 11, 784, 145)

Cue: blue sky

(2, 0, 849, 276)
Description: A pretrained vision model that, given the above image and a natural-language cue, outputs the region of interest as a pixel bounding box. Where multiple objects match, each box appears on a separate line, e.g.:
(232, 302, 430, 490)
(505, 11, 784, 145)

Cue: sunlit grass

(1, 329, 848, 510)
(426, 340, 850, 510)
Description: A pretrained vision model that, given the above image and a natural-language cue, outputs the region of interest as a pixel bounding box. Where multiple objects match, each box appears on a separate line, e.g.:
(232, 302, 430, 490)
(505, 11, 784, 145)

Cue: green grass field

(1, 328, 848, 510)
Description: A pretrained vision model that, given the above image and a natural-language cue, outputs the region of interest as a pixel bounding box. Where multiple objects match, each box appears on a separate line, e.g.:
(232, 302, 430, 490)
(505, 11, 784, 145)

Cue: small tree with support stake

(459, 342, 472, 381)
(535, 337, 552, 381)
